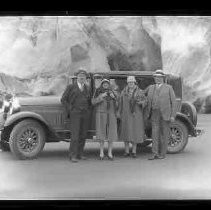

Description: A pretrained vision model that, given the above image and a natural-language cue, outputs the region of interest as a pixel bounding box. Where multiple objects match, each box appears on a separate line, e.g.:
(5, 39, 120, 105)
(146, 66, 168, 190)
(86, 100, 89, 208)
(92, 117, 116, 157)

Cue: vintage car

(0, 71, 202, 160)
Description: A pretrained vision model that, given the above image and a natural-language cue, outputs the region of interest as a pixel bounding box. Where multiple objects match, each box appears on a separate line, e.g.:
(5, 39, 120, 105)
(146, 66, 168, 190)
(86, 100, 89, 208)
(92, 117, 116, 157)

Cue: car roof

(91, 71, 171, 77)
(70, 71, 180, 79)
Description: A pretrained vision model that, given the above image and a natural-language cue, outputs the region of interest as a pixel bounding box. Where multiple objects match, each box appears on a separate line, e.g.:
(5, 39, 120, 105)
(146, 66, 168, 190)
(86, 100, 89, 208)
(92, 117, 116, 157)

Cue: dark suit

(61, 83, 91, 159)
(145, 83, 176, 157)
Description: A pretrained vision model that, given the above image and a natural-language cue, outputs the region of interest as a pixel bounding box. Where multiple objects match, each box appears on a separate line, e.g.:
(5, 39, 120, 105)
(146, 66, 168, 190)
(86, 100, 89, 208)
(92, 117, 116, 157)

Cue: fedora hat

(127, 76, 136, 83)
(153, 69, 165, 77)
(75, 68, 88, 77)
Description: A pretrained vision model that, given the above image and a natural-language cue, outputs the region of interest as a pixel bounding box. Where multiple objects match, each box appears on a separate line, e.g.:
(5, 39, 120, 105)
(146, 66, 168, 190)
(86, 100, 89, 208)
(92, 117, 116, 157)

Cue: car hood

(18, 96, 62, 106)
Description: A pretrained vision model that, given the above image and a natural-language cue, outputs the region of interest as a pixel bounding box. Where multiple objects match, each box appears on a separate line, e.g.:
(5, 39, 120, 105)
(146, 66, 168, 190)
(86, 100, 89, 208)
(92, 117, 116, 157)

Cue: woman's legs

(100, 141, 104, 158)
(131, 142, 137, 158)
(108, 141, 113, 158)
(132, 142, 137, 154)
(124, 141, 130, 154)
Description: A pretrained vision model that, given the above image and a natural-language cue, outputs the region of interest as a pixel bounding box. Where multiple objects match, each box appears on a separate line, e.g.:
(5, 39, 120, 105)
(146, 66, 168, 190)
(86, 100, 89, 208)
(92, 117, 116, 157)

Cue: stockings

(125, 142, 137, 154)
(100, 141, 113, 158)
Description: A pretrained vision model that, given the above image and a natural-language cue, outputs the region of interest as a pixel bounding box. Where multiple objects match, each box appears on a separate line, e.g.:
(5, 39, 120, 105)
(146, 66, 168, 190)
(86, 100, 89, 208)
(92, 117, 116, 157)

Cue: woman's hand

(101, 92, 108, 98)
(109, 92, 115, 99)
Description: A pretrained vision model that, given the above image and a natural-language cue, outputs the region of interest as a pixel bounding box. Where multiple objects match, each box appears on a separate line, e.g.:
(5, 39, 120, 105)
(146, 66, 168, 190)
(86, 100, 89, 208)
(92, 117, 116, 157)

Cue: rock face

(0, 16, 211, 109)
(0, 73, 29, 96)
(0, 16, 163, 96)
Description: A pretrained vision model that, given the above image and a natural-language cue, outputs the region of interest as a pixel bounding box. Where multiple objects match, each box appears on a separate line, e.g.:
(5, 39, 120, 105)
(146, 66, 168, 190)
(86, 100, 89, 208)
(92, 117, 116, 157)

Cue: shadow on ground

(38, 142, 153, 160)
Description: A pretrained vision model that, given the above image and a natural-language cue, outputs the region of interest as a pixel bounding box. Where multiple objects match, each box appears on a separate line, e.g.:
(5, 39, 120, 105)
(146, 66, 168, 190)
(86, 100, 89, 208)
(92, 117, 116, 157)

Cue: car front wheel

(167, 120, 188, 154)
(9, 119, 46, 160)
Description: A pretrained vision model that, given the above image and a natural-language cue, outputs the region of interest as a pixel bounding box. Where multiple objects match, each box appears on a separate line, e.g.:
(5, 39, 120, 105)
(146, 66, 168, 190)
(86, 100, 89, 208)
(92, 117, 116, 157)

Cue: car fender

(181, 101, 197, 126)
(175, 112, 196, 137)
(4, 111, 55, 134)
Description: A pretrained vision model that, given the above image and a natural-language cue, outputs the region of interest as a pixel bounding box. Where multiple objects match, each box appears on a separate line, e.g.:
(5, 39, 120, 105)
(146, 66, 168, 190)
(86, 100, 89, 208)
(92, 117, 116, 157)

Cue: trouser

(69, 110, 90, 158)
(151, 109, 171, 157)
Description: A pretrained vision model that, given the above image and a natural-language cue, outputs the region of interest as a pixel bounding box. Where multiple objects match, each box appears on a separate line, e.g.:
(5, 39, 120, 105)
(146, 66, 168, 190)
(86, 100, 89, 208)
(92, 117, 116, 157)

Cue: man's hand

(116, 111, 120, 119)
(170, 117, 175, 123)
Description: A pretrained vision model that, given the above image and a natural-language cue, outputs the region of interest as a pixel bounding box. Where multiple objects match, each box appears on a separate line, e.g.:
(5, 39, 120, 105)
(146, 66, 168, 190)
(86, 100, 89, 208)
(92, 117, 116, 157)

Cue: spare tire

(181, 101, 197, 126)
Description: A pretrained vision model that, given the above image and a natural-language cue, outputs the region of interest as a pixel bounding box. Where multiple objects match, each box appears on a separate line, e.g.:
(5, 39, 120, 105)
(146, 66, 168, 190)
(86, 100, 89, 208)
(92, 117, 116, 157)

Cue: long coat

(144, 83, 176, 121)
(119, 85, 147, 143)
(92, 87, 119, 142)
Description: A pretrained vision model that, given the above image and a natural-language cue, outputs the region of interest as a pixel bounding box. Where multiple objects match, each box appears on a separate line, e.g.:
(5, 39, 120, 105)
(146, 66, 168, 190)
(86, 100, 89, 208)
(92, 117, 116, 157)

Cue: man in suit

(61, 68, 92, 163)
(144, 69, 176, 160)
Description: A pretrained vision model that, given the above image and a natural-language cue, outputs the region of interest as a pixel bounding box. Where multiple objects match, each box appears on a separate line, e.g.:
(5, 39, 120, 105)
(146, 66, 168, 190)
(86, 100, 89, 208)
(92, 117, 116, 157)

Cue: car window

(136, 77, 155, 90)
(93, 76, 155, 93)
(94, 77, 126, 93)
(114, 77, 154, 91)
(167, 76, 182, 98)
(68, 77, 91, 87)
(94, 78, 102, 89)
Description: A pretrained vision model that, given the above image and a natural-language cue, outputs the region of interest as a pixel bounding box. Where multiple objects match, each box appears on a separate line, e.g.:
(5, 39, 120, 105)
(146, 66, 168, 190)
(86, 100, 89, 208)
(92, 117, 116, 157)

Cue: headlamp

(3, 94, 21, 116)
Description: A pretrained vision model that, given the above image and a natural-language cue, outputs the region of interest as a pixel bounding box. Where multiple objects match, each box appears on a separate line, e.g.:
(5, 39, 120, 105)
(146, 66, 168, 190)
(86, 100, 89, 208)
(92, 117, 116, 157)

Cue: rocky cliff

(0, 16, 211, 111)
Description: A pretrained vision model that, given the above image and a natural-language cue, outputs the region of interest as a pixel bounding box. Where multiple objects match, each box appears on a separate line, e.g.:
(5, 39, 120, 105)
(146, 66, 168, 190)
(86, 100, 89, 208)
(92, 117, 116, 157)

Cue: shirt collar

(77, 81, 84, 89)
(156, 83, 162, 87)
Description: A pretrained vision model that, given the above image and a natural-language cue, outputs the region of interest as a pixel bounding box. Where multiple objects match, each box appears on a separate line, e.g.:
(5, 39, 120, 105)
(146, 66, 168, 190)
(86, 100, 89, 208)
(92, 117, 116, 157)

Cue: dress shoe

(131, 153, 137, 158)
(157, 155, 166, 159)
(77, 156, 87, 160)
(70, 157, 78, 163)
(148, 155, 158, 160)
(108, 155, 114, 161)
(123, 152, 130, 157)
(99, 156, 104, 160)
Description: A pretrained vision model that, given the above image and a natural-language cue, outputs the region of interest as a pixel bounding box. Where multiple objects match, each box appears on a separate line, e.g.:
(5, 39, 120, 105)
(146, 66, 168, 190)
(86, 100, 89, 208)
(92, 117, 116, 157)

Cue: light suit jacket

(144, 83, 177, 121)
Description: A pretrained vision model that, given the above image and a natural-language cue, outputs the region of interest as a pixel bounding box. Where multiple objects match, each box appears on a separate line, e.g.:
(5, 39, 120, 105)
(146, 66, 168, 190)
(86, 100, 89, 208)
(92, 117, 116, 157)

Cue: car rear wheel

(9, 119, 46, 160)
(167, 120, 188, 154)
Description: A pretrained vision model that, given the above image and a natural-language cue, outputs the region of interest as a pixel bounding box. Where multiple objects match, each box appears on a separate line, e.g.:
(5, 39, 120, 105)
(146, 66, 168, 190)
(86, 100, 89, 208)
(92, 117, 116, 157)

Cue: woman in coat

(92, 78, 119, 160)
(119, 76, 147, 158)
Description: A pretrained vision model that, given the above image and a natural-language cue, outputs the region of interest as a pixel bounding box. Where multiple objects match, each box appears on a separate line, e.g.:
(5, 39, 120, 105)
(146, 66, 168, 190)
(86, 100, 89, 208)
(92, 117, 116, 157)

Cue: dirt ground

(0, 114, 209, 199)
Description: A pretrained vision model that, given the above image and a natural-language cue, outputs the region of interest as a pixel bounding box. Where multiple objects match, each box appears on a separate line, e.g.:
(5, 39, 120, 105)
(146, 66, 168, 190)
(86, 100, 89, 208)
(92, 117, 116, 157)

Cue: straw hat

(153, 69, 165, 77)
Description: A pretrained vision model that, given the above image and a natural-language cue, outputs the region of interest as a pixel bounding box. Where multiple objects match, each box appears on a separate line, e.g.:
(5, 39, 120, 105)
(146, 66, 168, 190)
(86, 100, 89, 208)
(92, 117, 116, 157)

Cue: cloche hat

(127, 76, 136, 83)
(101, 78, 110, 84)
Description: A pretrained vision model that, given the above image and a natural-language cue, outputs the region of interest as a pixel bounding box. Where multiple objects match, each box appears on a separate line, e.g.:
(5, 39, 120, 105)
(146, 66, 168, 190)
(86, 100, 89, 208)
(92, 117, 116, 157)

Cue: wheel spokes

(169, 126, 183, 147)
(17, 128, 39, 152)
